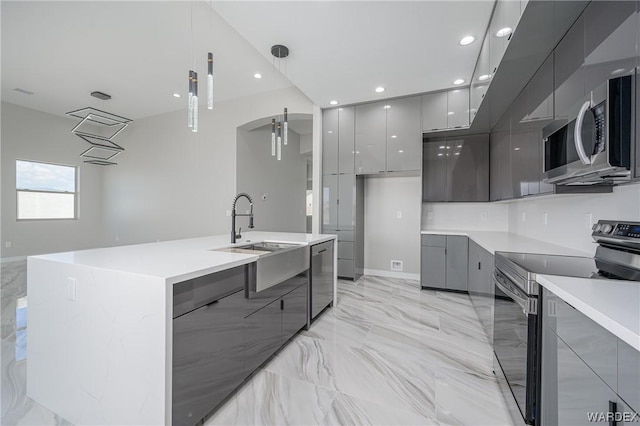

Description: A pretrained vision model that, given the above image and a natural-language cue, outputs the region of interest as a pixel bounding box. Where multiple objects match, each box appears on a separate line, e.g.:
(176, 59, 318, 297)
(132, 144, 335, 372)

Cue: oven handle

(574, 100, 593, 165)
(493, 272, 537, 315)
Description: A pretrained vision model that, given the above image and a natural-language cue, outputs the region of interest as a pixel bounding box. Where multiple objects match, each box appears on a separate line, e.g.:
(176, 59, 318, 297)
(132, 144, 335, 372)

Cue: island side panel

(27, 257, 169, 425)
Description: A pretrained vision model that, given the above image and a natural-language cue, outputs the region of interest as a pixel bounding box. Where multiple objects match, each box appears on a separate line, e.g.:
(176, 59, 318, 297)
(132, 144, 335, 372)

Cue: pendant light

(192, 72, 199, 132)
(271, 119, 276, 156)
(277, 121, 282, 161)
(207, 52, 214, 110)
(270, 45, 290, 159)
(283, 107, 288, 145)
(188, 70, 194, 127)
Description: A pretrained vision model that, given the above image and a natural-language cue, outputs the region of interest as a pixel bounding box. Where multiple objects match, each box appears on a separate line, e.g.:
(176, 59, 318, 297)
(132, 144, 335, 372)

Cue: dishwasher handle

(493, 271, 537, 315)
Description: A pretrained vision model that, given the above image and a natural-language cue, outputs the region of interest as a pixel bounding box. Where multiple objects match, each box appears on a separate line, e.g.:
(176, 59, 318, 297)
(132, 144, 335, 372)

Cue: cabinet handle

(609, 400, 618, 426)
(478, 262, 481, 270)
(317, 249, 327, 254)
(280, 299, 284, 310)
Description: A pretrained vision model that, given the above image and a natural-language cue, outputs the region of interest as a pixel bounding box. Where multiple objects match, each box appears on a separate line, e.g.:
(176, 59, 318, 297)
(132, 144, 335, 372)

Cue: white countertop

(30, 231, 336, 284)
(421, 228, 639, 352)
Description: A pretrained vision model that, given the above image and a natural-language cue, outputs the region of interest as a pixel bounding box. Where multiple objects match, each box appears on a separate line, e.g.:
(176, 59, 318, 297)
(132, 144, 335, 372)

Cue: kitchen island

(26, 232, 336, 426)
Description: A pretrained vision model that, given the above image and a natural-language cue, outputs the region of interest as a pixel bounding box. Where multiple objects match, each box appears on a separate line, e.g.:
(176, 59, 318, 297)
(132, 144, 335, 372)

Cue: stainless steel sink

(211, 241, 309, 292)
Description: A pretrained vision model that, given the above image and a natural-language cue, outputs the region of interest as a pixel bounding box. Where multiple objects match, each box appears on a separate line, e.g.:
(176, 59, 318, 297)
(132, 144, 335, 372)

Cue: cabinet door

(322, 109, 339, 174)
(386, 96, 422, 172)
(322, 174, 338, 232)
(422, 92, 448, 132)
(172, 291, 246, 426)
(445, 236, 468, 291)
(554, 14, 585, 120)
(244, 299, 282, 373)
(467, 240, 481, 299)
(618, 338, 640, 413)
(447, 88, 470, 129)
(528, 54, 554, 122)
(470, 36, 491, 122)
(282, 283, 308, 343)
(338, 106, 355, 174)
(490, 119, 512, 201)
(489, 0, 508, 76)
(510, 90, 532, 198)
(421, 246, 446, 289)
(447, 134, 489, 201)
(337, 174, 355, 231)
(584, 1, 637, 94)
(355, 102, 386, 174)
(542, 327, 618, 426)
(422, 140, 448, 202)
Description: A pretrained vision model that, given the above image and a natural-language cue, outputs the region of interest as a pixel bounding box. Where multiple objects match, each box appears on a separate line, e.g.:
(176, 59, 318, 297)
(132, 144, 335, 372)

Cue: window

(16, 160, 77, 220)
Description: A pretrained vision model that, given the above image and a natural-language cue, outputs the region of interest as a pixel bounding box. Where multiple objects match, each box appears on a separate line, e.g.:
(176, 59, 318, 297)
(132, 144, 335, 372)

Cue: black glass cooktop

(497, 252, 606, 279)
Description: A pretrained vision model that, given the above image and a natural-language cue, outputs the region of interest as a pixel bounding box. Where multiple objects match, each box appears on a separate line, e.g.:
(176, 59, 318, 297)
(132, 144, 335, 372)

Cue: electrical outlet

(390, 260, 403, 272)
(543, 212, 549, 225)
(521, 212, 526, 223)
(396, 210, 402, 219)
(427, 211, 433, 220)
(584, 213, 593, 229)
(66, 277, 77, 301)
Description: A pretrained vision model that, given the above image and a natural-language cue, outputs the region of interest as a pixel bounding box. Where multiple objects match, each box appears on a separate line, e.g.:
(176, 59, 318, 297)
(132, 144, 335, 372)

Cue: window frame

(15, 159, 79, 221)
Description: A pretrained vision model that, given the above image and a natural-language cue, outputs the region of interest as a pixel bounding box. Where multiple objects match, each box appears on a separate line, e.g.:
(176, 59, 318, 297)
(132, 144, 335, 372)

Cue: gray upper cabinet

(446, 134, 489, 201)
(527, 54, 554, 122)
(446, 88, 470, 129)
(490, 114, 513, 201)
(553, 14, 585, 120)
(338, 107, 355, 174)
(322, 109, 339, 174)
(386, 96, 422, 172)
(355, 102, 386, 174)
(423, 135, 489, 202)
(470, 36, 491, 123)
(323, 107, 355, 175)
(421, 91, 448, 132)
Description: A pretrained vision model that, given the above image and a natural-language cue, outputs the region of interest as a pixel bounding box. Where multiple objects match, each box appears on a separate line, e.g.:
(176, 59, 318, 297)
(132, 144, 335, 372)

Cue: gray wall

(364, 175, 421, 277)
(0, 102, 105, 257)
(101, 87, 313, 246)
(236, 127, 307, 233)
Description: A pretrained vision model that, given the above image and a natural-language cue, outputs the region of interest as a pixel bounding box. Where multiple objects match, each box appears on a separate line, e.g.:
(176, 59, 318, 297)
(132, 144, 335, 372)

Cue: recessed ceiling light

(391, 135, 398, 138)
(328, 130, 333, 134)
(611, 68, 627, 75)
(459, 35, 475, 46)
(329, 100, 338, 105)
(514, 147, 521, 151)
(447, 111, 455, 116)
(446, 146, 451, 150)
(454, 152, 460, 156)
(496, 27, 512, 38)
(438, 153, 444, 157)
(439, 146, 445, 149)
(453, 79, 465, 85)
(457, 145, 462, 148)
(375, 86, 385, 93)
(398, 150, 404, 153)
(254, 73, 263, 79)
(478, 74, 491, 81)
(172, 93, 181, 98)
(383, 105, 391, 109)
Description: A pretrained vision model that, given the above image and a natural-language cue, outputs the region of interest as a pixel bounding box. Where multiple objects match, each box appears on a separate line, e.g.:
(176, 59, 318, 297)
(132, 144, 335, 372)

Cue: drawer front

(421, 234, 446, 247)
(337, 259, 354, 278)
(544, 288, 617, 392)
(338, 241, 354, 260)
(336, 230, 354, 241)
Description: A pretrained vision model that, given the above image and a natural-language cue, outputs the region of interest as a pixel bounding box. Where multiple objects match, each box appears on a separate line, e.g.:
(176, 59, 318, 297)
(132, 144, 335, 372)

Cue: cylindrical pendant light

(192, 72, 199, 133)
(271, 119, 276, 156)
(207, 52, 214, 110)
(283, 108, 288, 145)
(188, 70, 194, 127)
(277, 121, 282, 161)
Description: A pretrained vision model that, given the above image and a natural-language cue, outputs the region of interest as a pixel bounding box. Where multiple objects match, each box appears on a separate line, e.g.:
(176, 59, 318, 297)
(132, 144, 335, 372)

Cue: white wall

(236, 127, 307, 233)
(507, 184, 640, 255)
(0, 102, 106, 257)
(101, 87, 313, 246)
(364, 176, 422, 278)
(421, 201, 509, 232)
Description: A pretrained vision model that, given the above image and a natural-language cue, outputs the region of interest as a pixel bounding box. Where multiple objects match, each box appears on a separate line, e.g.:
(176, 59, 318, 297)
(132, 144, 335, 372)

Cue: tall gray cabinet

(322, 106, 364, 280)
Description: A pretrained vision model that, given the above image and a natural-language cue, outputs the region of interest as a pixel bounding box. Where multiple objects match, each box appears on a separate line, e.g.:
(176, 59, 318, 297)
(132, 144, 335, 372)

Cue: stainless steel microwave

(542, 74, 633, 185)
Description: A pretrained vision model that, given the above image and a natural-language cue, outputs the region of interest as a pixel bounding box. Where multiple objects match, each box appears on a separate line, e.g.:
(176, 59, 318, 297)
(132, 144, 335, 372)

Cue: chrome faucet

(231, 193, 254, 243)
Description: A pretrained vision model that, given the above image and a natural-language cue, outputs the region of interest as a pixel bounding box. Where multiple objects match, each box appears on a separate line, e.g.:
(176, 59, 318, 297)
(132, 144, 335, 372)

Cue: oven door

(493, 270, 538, 425)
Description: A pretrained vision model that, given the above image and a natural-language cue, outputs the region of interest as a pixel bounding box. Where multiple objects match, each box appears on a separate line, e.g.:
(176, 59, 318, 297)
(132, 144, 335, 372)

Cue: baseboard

(363, 268, 420, 281)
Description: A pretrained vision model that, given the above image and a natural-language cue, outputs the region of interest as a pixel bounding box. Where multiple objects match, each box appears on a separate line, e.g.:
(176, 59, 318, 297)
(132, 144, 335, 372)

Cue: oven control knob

(602, 224, 613, 234)
(593, 223, 602, 233)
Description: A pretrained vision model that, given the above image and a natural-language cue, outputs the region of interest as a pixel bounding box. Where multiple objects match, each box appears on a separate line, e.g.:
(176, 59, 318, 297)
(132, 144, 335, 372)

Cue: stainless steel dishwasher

(310, 240, 334, 322)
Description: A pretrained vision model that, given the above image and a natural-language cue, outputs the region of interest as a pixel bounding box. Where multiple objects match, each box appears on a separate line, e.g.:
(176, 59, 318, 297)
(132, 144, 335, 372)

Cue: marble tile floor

(2, 260, 524, 426)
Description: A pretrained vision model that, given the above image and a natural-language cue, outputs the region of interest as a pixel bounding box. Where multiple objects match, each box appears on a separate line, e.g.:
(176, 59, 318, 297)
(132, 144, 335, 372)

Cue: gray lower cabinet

(172, 289, 246, 426)
(467, 240, 494, 342)
(541, 287, 640, 425)
(420, 234, 468, 291)
(282, 283, 308, 343)
(243, 297, 282, 375)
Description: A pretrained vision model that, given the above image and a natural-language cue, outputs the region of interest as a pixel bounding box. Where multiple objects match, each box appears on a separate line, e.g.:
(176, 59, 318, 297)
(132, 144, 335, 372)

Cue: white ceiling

(1, 1, 293, 121)
(212, 1, 495, 108)
(2, 1, 495, 120)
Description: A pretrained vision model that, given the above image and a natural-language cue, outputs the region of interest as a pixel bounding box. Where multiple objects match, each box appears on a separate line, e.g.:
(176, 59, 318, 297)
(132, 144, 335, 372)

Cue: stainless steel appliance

(493, 220, 640, 425)
(310, 240, 334, 321)
(543, 75, 633, 185)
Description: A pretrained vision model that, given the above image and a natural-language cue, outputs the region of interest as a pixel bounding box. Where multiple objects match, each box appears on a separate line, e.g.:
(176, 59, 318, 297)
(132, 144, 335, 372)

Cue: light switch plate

(66, 277, 77, 301)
